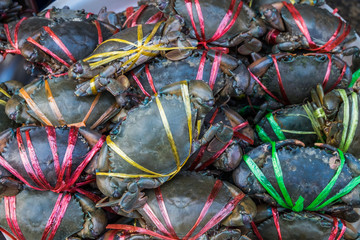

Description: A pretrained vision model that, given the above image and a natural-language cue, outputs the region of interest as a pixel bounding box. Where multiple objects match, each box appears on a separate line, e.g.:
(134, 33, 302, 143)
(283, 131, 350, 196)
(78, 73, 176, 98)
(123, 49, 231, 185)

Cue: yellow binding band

(0, 99, 7, 106)
(83, 22, 196, 71)
(97, 81, 193, 178)
(0, 87, 10, 99)
(90, 77, 98, 95)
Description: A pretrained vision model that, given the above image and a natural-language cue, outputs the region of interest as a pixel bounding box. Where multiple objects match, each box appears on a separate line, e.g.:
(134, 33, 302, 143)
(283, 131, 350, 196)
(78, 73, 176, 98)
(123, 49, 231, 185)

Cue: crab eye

(283, 55, 295, 63)
(315, 55, 327, 62)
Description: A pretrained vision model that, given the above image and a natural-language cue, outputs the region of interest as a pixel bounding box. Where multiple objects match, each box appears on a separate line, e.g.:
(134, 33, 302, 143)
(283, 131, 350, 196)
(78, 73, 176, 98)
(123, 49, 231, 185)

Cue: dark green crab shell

(233, 144, 360, 212)
(137, 172, 256, 239)
(248, 211, 358, 240)
(281, 4, 357, 47)
(0, 190, 84, 240)
(258, 54, 351, 104)
(96, 94, 197, 194)
(12, 76, 117, 127)
(173, 0, 255, 46)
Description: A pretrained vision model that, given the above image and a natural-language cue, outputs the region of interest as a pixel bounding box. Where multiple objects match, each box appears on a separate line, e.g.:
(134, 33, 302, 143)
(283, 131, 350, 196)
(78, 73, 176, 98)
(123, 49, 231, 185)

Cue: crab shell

(247, 53, 352, 104)
(37, 6, 96, 20)
(96, 93, 198, 199)
(121, 4, 165, 28)
(278, 4, 356, 48)
(256, 105, 318, 145)
(5, 75, 118, 127)
(20, 19, 117, 71)
(233, 140, 360, 222)
(171, 0, 262, 47)
(0, 126, 102, 197)
(248, 207, 358, 240)
(133, 172, 257, 239)
(127, 50, 249, 100)
(0, 189, 107, 239)
(0, 17, 53, 51)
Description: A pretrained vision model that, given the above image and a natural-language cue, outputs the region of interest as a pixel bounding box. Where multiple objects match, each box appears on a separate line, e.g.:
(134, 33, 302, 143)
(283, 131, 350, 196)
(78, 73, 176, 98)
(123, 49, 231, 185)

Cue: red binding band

(251, 221, 264, 240)
(94, 20, 103, 44)
(145, 64, 157, 95)
(272, 207, 282, 240)
(4, 197, 25, 240)
(4, 17, 27, 55)
(145, 11, 165, 24)
(130, 71, 151, 97)
(86, 12, 94, 19)
(45, 9, 51, 18)
(271, 55, 289, 104)
(107, 180, 245, 240)
(282, 2, 350, 52)
(0, 127, 105, 192)
(266, 29, 281, 45)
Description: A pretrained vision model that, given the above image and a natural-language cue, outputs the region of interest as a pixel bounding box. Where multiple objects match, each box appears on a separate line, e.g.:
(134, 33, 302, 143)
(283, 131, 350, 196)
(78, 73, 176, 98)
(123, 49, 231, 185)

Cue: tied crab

(70, 17, 197, 97)
(0, 126, 105, 197)
(0, 189, 107, 240)
(244, 52, 352, 119)
(0, 80, 22, 133)
(248, 205, 359, 240)
(95, 81, 218, 214)
(155, 0, 267, 54)
(104, 172, 256, 240)
(259, 2, 358, 54)
(5, 75, 119, 128)
(0, 16, 117, 74)
(233, 140, 360, 222)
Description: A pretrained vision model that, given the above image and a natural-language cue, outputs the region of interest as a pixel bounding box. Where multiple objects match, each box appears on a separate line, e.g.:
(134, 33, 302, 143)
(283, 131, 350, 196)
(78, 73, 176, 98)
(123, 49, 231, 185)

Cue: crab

(70, 17, 197, 97)
(121, 3, 166, 29)
(0, 189, 107, 239)
(259, 2, 359, 55)
(0, 126, 104, 197)
(309, 85, 360, 158)
(233, 139, 360, 222)
(0, 0, 23, 23)
(95, 81, 240, 214)
(255, 104, 319, 146)
(153, 0, 267, 55)
(5, 75, 119, 128)
(102, 172, 257, 240)
(244, 52, 352, 121)
(186, 105, 254, 172)
(248, 205, 359, 240)
(0, 16, 117, 74)
(37, 5, 96, 20)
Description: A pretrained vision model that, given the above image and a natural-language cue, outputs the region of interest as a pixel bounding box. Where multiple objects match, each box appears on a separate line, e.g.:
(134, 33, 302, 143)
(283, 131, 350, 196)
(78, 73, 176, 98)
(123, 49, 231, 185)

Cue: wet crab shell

(280, 4, 357, 48)
(233, 142, 360, 221)
(96, 93, 197, 198)
(0, 126, 101, 191)
(37, 6, 96, 20)
(172, 0, 257, 46)
(251, 0, 324, 11)
(6, 75, 118, 127)
(256, 105, 318, 145)
(248, 53, 352, 104)
(248, 210, 358, 240)
(0, 189, 107, 239)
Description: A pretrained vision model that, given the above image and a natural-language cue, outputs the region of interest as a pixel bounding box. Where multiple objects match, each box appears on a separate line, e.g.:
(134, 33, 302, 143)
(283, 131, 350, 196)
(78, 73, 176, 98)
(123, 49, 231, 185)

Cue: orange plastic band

(44, 80, 66, 126)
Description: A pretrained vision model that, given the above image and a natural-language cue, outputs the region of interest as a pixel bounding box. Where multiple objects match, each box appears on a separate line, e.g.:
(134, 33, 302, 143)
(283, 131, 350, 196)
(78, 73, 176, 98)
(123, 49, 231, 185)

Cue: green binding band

(342, 92, 358, 153)
(303, 103, 325, 143)
(266, 113, 286, 140)
(256, 113, 317, 143)
(256, 125, 273, 143)
(338, 89, 350, 151)
(349, 68, 360, 88)
(244, 144, 353, 212)
(313, 108, 326, 119)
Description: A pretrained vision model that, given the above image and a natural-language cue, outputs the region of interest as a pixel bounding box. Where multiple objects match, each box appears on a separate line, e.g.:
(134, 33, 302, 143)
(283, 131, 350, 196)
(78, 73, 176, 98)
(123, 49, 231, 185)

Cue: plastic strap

(266, 113, 286, 140)
(130, 71, 151, 97)
(349, 68, 360, 88)
(4, 17, 27, 55)
(145, 11, 165, 24)
(0, 87, 11, 98)
(68, 93, 102, 128)
(145, 63, 157, 95)
(154, 187, 177, 238)
(96, 82, 192, 178)
(271, 55, 289, 104)
(46, 127, 60, 178)
(43, 26, 77, 63)
(245, 145, 349, 212)
(4, 196, 25, 240)
(322, 54, 332, 88)
(251, 221, 264, 240)
(93, 20, 103, 44)
(44, 79, 66, 126)
(337, 89, 350, 150)
(90, 77, 98, 95)
(272, 207, 282, 240)
(84, 22, 196, 70)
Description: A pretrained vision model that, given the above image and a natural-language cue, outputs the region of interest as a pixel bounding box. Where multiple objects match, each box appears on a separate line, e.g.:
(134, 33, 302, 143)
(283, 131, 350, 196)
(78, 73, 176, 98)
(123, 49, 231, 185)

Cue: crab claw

(259, 4, 285, 32)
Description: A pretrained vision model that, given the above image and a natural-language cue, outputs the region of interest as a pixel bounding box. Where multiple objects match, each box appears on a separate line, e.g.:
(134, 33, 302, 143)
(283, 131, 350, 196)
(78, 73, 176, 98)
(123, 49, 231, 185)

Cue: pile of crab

(0, 0, 359, 239)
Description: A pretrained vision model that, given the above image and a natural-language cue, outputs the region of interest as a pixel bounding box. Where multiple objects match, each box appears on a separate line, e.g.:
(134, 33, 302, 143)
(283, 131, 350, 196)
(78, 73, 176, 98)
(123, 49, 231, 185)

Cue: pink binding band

(0, 127, 105, 192)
